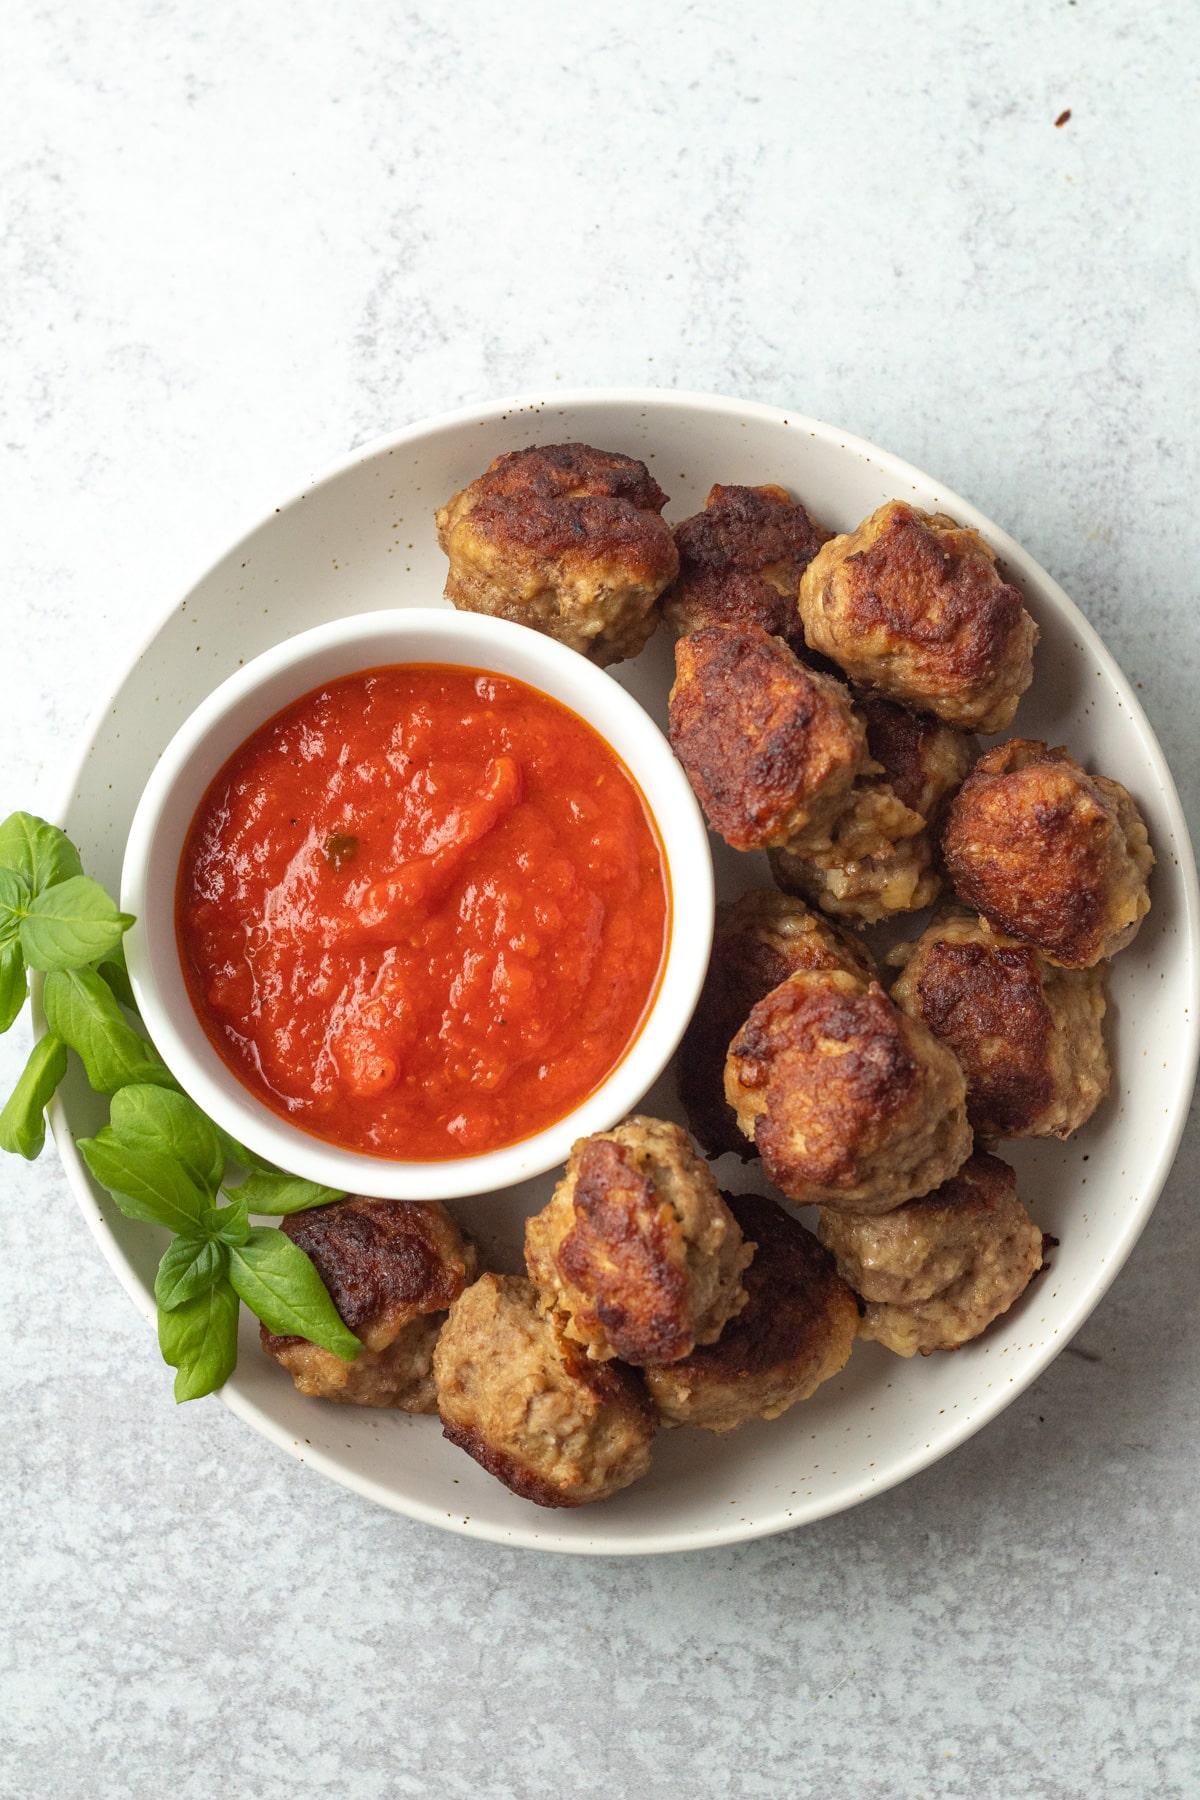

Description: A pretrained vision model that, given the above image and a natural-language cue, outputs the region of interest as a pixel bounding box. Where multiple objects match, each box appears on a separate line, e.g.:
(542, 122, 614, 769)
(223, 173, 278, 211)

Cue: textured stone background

(2, 4, 1198, 1796)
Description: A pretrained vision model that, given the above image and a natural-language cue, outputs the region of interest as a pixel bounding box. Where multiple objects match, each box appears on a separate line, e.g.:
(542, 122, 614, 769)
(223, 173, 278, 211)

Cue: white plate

(51, 389, 1200, 1555)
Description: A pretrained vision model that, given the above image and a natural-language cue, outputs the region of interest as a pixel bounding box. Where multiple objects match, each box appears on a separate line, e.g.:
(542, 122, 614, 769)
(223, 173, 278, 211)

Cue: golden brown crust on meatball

(725, 968, 971, 1212)
(644, 1195, 859, 1431)
(768, 781, 942, 924)
(259, 1197, 476, 1409)
(678, 888, 877, 1159)
(857, 695, 976, 822)
(889, 904, 1110, 1139)
(799, 502, 1038, 732)
(668, 624, 867, 851)
(941, 739, 1154, 967)
(663, 483, 831, 655)
(817, 1151, 1043, 1355)
(434, 1273, 656, 1507)
(435, 442, 678, 666)
(524, 1116, 753, 1365)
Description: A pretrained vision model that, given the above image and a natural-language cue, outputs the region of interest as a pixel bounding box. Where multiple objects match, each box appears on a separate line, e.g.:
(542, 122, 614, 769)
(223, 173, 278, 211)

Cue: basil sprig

(0, 811, 362, 1402)
(79, 1085, 361, 1397)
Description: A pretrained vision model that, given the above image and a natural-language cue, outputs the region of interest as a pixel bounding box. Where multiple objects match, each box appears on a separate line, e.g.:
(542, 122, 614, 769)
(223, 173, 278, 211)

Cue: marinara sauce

(176, 665, 669, 1160)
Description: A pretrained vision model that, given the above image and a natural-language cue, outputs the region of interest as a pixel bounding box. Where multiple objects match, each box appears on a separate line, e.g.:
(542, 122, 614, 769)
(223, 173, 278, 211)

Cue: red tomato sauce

(176, 665, 670, 1160)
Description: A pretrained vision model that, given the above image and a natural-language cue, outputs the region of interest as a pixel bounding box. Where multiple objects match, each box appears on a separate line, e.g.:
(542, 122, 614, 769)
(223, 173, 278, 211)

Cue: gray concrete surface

(2, 4, 1197, 1794)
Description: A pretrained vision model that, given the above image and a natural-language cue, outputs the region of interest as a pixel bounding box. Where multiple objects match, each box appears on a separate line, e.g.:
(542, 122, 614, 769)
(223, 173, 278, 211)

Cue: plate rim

(45, 385, 1200, 1555)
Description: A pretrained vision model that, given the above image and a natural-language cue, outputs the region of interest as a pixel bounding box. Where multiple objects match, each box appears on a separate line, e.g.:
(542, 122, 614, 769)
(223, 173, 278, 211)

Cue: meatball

(668, 624, 867, 852)
(766, 694, 974, 925)
(817, 1151, 1043, 1355)
(260, 1197, 477, 1409)
(644, 1195, 859, 1431)
(264, 1313, 446, 1411)
(663, 482, 830, 655)
(725, 968, 971, 1212)
(941, 739, 1154, 967)
(678, 887, 877, 1159)
(890, 904, 1110, 1140)
(798, 501, 1038, 732)
(857, 694, 976, 823)
(435, 441, 678, 666)
(769, 779, 942, 925)
(434, 1273, 656, 1507)
(524, 1116, 753, 1365)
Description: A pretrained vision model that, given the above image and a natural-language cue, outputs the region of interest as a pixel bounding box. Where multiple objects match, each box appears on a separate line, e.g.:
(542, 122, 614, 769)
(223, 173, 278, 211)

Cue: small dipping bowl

(121, 608, 714, 1200)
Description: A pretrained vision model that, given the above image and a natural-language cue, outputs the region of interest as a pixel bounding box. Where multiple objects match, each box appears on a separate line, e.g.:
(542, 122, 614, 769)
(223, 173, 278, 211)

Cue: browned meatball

(857, 694, 977, 823)
(678, 887, 877, 1159)
(260, 1198, 476, 1409)
(524, 1116, 753, 1365)
(769, 780, 941, 925)
(817, 1151, 1043, 1355)
(663, 483, 830, 655)
(942, 739, 1154, 967)
(725, 968, 971, 1212)
(766, 695, 975, 925)
(668, 624, 867, 852)
(799, 502, 1038, 732)
(264, 1314, 445, 1411)
(435, 442, 678, 666)
(434, 1273, 656, 1507)
(644, 1195, 859, 1431)
(890, 904, 1110, 1139)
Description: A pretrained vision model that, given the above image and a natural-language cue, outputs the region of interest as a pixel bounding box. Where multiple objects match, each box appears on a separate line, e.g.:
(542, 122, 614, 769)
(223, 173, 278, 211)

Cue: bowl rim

(119, 604, 714, 1200)
(46, 384, 1200, 1555)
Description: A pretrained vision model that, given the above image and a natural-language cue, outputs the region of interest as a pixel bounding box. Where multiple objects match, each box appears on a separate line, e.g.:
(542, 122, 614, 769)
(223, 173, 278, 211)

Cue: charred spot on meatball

(260, 1197, 476, 1409)
(941, 739, 1153, 967)
(644, 1195, 859, 1431)
(663, 483, 831, 656)
(434, 1273, 656, 1507)
(799, 501, 1038, 733)
(817, 1151, 1043, 1355)
(524, 1115, 753, 1366)
(678, 888, 877, 1159)
(435, 441, 678, 666)
(668, 624, 867, 852)
(890, 904, 1110, 1140)
(725, 967, 971, 1212)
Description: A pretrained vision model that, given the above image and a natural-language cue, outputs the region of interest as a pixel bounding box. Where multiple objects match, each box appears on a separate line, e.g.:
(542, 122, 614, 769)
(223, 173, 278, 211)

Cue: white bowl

(52, 388, 1200, 1555)
(120, 607, 713, 1201)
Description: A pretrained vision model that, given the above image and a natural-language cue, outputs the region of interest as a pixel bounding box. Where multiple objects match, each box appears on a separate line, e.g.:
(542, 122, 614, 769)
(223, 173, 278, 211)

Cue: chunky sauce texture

(177, 665, 669, 1159)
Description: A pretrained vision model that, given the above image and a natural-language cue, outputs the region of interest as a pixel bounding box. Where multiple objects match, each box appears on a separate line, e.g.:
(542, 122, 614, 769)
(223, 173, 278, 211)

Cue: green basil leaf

(77, 1131, 208, 1234)
(0, 869, 31, 948)
(213, 1124, 280, 1176)
(228, 1227, 361, 1360)
(155, 1236, 228, 1310)
(109, 1084, 224, 1197)
(97, 939, 136, 1011)
(0, 813, 83, 895)
(0, 1033, 68, 1159)
(0, 941, 28, 1035)
(205, 1194, 251, 1247)
(157, 1278, 240, 1402)
(19, 876, 135, 973)
(43, 968, 176, 1094)
(225, 1170, 345, 1215)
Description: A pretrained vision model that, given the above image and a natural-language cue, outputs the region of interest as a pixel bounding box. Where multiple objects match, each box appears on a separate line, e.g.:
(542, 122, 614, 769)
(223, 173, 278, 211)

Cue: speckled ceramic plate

(51, 390, 1200, 1554)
